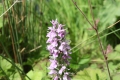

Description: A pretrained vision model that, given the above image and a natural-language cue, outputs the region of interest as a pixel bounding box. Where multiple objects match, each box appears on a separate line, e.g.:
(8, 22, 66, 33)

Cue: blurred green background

(0, 0, 120, 80)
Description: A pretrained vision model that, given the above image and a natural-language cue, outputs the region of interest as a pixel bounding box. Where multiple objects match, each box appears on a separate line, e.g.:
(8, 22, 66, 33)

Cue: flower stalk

(46, 19, 71, 80)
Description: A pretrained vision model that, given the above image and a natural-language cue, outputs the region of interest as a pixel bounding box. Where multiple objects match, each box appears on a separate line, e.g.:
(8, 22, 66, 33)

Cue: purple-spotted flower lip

(50, 19, 58, 26)
(49, 69, 57, 74)
(48, 59, 58, 69)
(47, 19, 71, 80)
(54, 76, 59, 80)
(63, 72, 71, 80)
(59, 66, 66, 75)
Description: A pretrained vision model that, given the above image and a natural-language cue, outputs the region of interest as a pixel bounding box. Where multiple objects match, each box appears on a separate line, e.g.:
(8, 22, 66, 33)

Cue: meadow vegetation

(0, 0, 120, 80)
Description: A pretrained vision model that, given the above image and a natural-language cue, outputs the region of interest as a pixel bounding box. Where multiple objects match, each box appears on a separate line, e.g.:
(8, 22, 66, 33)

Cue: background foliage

(0, 0, 120, 80)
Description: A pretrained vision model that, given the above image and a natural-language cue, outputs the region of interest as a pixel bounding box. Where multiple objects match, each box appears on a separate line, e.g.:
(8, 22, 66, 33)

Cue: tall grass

(0, 0, 45, 79)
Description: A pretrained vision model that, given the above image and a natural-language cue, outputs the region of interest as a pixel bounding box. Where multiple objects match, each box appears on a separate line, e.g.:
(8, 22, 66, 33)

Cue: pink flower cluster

(46, 19, 71, 80)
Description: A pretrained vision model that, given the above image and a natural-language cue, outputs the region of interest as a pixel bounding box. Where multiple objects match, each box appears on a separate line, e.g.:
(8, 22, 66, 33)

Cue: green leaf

(69, 63, 79, 70)
(0, 56, 12, 73)
(26, 59, 49, 80)
(115, 44, 120, 52)
(26, 69, 43, 80)
(72, 68, 107, 80)
(112, 74, 120, 80)
(98, 0, 120, 30)
(9, 73, 21, 80)
(78, 58, 90, 64)
(107, 52, 120, 61)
